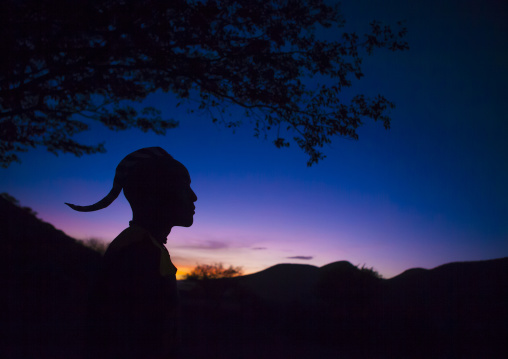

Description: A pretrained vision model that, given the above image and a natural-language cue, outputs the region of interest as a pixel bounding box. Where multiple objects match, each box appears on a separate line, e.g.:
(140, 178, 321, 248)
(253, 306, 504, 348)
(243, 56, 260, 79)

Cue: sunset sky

(1, 0, 507, 279)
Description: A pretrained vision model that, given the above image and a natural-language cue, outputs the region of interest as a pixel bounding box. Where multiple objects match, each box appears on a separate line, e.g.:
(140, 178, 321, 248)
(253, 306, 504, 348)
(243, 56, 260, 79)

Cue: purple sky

(1, 0, 507, 278)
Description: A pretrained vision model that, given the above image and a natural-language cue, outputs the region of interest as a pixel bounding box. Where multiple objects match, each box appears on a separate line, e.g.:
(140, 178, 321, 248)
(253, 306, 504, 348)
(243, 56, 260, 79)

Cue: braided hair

(65, 147, 181, 212)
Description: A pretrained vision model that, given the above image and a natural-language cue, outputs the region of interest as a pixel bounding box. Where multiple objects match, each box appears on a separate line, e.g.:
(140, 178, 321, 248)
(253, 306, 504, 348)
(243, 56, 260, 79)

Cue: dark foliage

(0, 0, 408, 167)
(185, 262, 243, 280)
(79, 237, 108, 255)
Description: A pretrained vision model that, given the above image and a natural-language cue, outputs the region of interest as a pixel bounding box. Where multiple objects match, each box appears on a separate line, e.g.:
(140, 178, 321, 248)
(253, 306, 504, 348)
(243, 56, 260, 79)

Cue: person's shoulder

(105, 226, 152, 255)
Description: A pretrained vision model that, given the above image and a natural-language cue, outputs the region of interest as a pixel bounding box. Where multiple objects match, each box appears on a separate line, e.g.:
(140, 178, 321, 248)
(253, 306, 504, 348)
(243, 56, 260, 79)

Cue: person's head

(66, 147, 197, 232)
(123, 155, 197, 228)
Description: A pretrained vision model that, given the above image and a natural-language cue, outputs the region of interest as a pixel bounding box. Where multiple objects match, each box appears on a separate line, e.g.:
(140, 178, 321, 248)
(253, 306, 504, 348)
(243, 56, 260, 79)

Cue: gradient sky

(1, 0, 507, 279)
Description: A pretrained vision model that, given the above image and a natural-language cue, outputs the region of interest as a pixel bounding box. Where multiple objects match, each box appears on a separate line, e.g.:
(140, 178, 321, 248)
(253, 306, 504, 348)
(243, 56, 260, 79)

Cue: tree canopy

(184, 263, 243, 280)
(0, 0, 408, 167)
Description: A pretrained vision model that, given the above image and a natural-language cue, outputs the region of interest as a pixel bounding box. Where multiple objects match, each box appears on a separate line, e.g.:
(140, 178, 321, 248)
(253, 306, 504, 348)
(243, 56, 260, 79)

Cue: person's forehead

(173, 161, 190, 180)
(158, 161, 190, 184)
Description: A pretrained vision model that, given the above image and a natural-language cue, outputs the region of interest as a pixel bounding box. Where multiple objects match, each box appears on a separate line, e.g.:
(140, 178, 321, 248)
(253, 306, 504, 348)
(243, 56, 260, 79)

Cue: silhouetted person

(66, 147, 197, 359)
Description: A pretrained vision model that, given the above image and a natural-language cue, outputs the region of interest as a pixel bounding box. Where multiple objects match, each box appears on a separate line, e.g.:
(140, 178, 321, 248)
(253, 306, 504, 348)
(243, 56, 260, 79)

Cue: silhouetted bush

(0, 192, 37, 216)
(357, 263, 383, 279)
(79, 238, 108, 255)
(185, 263, 243, 281)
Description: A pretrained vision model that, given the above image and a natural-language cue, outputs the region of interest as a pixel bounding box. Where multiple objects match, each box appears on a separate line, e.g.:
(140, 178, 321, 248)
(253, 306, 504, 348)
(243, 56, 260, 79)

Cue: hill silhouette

(2, 194, 507, 358)
(180, 257, 507, 358)
(237, 263, 319, 303)
(380, 257, 508, 358)
(1, 194, 101, 358)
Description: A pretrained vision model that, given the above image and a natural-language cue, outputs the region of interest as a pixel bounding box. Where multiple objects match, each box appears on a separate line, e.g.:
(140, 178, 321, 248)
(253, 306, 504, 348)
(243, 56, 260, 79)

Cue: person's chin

(176, 217, 193, 227)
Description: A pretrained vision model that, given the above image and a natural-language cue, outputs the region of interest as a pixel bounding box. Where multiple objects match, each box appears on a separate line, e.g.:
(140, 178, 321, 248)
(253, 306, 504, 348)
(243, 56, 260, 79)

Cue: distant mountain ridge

(231, 256, 508, 305)
(180, 256, 508, 358)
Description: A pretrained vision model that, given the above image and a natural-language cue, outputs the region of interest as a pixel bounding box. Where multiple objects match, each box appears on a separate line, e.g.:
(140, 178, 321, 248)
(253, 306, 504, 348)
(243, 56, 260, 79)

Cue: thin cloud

(287, 256, 313, 260)
(176, 240, 229, 250)
(252, 247, 267, 250)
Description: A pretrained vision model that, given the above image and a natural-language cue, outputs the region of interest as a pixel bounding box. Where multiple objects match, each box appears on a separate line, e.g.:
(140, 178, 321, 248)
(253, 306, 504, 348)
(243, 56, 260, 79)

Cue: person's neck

(130, 218, 171, 244)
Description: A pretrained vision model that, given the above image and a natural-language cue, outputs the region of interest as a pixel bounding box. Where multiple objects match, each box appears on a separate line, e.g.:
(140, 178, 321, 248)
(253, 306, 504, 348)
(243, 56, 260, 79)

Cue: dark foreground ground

(2, 196, 507, 359)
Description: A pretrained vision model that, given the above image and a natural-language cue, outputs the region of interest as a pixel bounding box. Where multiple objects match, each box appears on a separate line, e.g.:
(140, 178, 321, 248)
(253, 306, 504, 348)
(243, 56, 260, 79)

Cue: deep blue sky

(1, 0, 507, 278)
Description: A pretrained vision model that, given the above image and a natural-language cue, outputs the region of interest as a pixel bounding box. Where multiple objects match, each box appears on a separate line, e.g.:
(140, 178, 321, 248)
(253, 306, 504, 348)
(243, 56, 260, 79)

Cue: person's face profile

(153, 166, 197, 228)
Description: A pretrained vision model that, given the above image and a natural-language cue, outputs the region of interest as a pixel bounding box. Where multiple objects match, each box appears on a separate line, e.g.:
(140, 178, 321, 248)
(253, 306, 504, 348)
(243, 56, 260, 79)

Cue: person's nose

(191, 188, 197, 202)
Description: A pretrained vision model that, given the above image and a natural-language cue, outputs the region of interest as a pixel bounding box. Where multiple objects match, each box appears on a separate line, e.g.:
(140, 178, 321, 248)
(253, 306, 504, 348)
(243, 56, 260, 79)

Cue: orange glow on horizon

(174, 262, 257, 280)
(175, 264, 195, 280)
